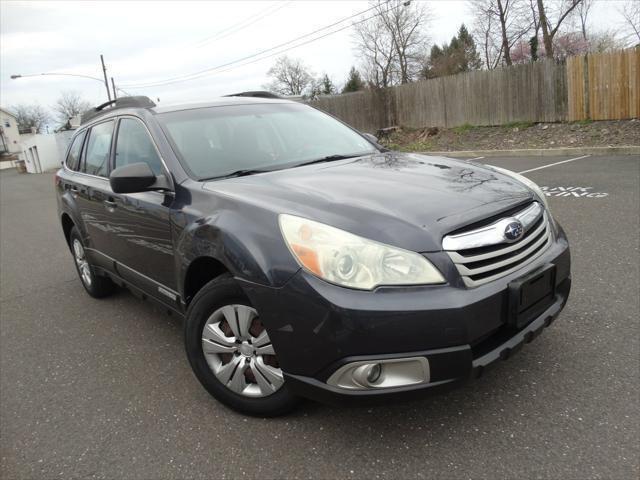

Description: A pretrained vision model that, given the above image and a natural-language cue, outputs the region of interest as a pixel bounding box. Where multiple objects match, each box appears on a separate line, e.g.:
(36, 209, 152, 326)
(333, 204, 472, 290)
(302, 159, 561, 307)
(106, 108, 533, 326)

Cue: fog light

(366, 363, 382, 384)
(352, 363, 384, 387)
(327, 357, 430, 390)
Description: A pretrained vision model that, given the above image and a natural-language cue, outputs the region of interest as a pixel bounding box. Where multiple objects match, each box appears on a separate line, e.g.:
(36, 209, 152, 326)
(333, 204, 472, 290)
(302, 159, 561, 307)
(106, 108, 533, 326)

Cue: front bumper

(240, 230, 571, 405)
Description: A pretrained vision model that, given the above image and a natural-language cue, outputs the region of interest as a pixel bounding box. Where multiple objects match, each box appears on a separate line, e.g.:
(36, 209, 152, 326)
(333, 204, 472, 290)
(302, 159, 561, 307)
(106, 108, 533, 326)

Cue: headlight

(279, 214, 445, 290)
(489, 165, 550, 211)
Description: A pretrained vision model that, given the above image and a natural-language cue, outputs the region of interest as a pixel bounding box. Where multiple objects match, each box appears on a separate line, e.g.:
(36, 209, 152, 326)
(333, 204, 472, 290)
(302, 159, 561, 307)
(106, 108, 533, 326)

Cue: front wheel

(69, 226, 115, 298)
(184, 274, 299, 416)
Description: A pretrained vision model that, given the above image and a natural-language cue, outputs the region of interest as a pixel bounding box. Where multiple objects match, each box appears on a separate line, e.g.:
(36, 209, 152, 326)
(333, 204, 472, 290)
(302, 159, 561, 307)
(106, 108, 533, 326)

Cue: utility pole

(111, 77, 118, 100)
(100, 54, 112, 102)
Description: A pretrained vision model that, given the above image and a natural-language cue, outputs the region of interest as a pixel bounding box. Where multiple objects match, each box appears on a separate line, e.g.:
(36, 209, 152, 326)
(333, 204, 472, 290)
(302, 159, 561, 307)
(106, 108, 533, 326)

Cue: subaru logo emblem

(504, 220, 524, 242)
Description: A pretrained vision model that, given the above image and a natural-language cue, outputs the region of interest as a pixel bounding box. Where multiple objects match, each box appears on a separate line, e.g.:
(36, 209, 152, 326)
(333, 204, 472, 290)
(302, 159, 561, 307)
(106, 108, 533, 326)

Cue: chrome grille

(443, 202, 552, 287)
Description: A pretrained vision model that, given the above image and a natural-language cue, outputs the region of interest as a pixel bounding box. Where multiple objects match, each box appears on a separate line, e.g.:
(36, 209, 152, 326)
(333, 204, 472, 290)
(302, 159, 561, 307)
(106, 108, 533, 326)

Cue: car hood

(203, 152, 534, 252)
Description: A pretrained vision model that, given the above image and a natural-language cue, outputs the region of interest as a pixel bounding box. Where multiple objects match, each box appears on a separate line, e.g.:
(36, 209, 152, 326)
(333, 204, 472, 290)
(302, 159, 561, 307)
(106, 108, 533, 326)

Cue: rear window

(66, 131, 86, 171)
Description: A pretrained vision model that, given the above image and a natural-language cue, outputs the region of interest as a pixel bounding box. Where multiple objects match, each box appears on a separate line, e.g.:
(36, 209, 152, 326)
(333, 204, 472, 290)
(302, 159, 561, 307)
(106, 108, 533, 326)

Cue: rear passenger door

(107, 117, 176, 297)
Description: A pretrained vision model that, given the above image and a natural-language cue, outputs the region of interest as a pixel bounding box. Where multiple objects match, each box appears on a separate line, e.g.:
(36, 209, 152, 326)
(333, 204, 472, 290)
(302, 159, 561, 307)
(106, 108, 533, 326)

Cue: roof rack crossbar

(80, 96, 157, 124)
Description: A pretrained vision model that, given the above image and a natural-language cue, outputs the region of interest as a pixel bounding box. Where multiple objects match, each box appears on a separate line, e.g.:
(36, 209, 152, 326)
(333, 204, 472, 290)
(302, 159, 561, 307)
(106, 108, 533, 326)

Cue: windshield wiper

(295, 154, 362, 167)
(201, 169, 271, 181)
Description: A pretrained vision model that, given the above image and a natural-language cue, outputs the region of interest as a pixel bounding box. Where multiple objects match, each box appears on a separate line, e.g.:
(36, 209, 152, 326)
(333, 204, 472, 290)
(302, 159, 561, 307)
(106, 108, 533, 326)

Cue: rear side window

(83, 121, 114, 177)
(114, 118, 163, 176)
(66, 131, 86, 171)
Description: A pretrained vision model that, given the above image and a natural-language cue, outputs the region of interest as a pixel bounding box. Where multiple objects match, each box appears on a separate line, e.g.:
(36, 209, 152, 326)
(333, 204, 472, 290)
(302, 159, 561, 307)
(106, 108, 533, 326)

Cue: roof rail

(80, 96, 157, 124)
(224, 91, 282, 99)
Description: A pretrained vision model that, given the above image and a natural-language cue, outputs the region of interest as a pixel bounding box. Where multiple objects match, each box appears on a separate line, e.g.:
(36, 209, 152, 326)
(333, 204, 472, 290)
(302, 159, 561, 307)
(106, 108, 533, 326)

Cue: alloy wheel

(201, 304, 284, 398)
(72, 239, 92, 287)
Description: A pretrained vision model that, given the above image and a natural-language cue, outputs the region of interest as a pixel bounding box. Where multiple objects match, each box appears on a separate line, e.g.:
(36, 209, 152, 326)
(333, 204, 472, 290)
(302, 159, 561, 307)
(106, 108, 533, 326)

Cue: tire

(184, 274, 300, 417)
(69, 226, 116, 298)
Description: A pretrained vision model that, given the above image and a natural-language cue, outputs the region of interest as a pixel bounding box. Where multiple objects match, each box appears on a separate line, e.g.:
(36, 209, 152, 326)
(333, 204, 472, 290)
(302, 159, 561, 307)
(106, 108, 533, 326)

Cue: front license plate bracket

(508, 264, 556, 329)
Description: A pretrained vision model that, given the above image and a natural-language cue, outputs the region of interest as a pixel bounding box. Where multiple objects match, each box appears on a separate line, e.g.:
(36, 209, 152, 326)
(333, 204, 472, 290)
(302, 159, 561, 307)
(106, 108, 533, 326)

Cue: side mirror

(110, 162, 163, 194)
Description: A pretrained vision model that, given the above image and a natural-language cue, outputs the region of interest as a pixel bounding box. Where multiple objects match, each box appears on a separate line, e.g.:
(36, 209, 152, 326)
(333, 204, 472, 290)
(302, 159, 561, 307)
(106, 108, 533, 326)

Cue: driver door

(107, 117, 177, 303)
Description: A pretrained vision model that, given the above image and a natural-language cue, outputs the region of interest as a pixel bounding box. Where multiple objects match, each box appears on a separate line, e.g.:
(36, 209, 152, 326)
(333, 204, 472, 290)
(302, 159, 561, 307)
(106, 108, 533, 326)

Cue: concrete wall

(21, 134, 61, 173)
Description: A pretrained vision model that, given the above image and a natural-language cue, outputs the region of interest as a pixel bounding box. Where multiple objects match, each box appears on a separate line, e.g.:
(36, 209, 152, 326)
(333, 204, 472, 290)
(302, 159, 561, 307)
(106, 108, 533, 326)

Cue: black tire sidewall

(184, 274, 299, 417)
(69, 227, 114, 298)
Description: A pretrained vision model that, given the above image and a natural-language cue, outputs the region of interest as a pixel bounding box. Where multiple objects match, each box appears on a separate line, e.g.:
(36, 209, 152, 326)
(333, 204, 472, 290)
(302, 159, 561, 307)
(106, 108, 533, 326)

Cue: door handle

(103, 198, 117, 209)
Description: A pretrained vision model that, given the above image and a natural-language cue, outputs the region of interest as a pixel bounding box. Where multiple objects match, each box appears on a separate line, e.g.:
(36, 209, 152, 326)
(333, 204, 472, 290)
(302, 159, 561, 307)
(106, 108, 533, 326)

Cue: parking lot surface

(1, 154, 638, 479)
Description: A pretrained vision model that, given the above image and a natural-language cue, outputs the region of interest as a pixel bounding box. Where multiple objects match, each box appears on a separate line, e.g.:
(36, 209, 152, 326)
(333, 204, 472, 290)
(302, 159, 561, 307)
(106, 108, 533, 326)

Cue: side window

(65, 131, 86, 171)
(115, 118, 163, 176)
(84, 121, 114, 177)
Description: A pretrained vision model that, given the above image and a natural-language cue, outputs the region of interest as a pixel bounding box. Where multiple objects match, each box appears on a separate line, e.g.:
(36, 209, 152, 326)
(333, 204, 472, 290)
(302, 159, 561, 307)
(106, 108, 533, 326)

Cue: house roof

(0, 108, 18, 120)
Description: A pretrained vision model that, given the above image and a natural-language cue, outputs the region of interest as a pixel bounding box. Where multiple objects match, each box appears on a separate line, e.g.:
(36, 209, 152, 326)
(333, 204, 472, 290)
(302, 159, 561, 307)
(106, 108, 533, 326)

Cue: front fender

(173, 197, 301, 299)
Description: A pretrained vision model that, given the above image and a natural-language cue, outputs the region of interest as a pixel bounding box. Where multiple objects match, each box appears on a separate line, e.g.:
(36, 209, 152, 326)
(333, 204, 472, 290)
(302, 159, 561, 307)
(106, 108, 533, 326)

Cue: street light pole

(100, 54, 112, 103)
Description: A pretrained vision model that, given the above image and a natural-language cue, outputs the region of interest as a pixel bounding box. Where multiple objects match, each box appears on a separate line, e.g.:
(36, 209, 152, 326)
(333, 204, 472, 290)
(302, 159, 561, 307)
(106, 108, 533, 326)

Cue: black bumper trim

(283, 289, 568, 406)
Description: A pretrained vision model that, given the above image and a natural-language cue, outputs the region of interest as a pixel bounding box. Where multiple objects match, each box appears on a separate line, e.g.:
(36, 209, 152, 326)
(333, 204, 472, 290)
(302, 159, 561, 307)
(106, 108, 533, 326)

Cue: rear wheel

(69, 226, 115, 298)
(184, 274, 299, 416)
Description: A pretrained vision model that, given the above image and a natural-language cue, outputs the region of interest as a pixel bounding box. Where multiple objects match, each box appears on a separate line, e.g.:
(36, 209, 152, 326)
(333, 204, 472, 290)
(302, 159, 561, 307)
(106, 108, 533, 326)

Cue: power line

(190, 1, 290, 50)
(121, 1, 391, 89)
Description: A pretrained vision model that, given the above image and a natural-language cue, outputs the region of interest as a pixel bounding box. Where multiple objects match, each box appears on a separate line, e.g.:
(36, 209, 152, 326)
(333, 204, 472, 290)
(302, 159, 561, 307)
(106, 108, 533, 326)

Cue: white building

(0, 107, 22, 154)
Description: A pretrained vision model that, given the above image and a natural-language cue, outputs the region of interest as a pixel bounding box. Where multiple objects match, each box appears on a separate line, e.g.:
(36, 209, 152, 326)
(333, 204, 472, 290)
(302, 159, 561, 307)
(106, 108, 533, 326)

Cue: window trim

(112, 115, 172, 180)
(64, 129, 88, 172)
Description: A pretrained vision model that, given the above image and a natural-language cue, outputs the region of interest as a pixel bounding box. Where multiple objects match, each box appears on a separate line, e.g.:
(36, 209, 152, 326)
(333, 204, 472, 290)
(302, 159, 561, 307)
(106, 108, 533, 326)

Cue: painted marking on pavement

(540, 186, 609, 198)
(518, 155, 591, 174)
(469, 156, 485, 161)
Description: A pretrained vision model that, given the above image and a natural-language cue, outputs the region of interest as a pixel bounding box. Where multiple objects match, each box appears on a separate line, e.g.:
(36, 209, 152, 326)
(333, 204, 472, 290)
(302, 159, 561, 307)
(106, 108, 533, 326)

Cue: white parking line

(518, 155, 591, 174)
(470, 156, 485, 161)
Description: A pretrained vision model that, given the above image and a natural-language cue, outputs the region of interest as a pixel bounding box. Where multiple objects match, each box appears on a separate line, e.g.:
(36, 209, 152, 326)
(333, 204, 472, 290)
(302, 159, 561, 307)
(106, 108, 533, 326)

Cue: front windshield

(157, 103, 377, 180)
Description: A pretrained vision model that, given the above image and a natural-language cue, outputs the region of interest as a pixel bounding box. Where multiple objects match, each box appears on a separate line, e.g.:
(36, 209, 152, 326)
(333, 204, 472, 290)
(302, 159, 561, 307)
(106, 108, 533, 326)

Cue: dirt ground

(379, 119, 640, 152)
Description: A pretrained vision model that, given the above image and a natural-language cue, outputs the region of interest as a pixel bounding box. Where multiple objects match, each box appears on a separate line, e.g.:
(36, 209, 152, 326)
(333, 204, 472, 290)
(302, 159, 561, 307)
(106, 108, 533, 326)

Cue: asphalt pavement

(1, 154, 638, 479)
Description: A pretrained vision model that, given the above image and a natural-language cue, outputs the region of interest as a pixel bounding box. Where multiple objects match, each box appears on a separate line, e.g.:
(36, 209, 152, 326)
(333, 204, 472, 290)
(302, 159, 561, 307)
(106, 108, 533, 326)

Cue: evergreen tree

(320, 74, 336, 95)
(422, 24, 483, 79)
(457, 24, 483, 71)
(342, 67, 365, 93)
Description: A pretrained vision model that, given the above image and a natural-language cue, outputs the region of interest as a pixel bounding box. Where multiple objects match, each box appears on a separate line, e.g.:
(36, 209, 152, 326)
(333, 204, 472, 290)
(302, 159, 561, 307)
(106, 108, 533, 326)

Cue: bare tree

(378, 0, 430, 83)
(589, 30, 626, 52)
(353, 0, 429, 87)
(471, 0, 532, 68)
(52, 91, 91, 127)
(535, 0, 583, 59)
(353, 11, 396, 88)
(473, 2, 504, 69)
(10, 104, 51, 134)
(619, 0, 640, 46)
(575, 0, 593, 40)
(263, 56, 314, 96)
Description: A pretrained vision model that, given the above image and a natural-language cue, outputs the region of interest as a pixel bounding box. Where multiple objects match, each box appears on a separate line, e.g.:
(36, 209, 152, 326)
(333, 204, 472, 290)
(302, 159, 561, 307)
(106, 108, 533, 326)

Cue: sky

(0, 0, 633, 121)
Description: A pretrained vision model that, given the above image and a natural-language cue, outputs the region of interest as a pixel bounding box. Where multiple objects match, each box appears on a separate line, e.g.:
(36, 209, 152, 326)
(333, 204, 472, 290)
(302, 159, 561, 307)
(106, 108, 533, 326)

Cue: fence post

(440, 77, 448, 128)
(583, 53, 590, 120)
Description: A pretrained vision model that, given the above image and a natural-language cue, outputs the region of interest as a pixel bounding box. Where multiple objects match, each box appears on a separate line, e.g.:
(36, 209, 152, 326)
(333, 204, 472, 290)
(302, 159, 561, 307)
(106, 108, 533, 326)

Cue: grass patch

(453, 123, 475, 134)
(503, 121, 535, 130)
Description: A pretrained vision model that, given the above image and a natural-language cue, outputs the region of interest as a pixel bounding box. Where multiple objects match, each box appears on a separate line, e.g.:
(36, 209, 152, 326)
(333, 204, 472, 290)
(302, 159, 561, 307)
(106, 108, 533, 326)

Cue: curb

(419, 146, 640, 157)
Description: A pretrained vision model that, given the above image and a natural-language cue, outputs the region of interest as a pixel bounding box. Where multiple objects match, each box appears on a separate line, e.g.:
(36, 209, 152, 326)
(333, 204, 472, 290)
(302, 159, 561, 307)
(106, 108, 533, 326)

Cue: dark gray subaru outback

(56, 95, 571, 416)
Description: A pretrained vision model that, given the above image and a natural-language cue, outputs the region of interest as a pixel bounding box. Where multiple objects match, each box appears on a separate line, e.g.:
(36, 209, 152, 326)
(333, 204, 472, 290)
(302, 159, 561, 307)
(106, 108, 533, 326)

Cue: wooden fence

(567, 48, 640, 121)
(312, 48, 639, 132)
